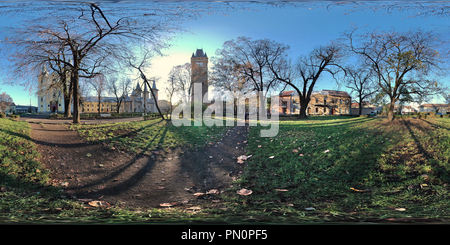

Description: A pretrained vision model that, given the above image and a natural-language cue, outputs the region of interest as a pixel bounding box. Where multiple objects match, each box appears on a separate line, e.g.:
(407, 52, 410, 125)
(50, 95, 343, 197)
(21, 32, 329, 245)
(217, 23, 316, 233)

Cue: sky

(1, 1, 450, 107)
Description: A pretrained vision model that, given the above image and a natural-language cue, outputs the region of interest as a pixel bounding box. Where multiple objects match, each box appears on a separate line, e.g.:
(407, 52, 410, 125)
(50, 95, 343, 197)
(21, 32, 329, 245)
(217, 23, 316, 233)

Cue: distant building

(37, 67, 159, 114)
(0, 102, 15, 114)
(279, 90, 351, 115)
(418, 104, 449, 114)
(190, 49, 209, 103)
(37, 66, 67, 113)
(15, 105, 38, 114)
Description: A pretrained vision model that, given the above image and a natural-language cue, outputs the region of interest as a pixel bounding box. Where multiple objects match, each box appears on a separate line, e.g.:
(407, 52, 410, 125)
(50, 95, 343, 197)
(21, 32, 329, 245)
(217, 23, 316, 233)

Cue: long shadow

(2, 126, 87, 150)
(0, 128, 32, 141)
(66, 122, 168, 198)
(87, 119, 164, 143)
(419, 118, 450, 131)
(401, 118, 450, 181)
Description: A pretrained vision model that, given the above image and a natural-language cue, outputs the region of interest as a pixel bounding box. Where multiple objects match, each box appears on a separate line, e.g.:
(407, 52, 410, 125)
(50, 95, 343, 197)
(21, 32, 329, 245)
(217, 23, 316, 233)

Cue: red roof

(280, 91, 294, 97)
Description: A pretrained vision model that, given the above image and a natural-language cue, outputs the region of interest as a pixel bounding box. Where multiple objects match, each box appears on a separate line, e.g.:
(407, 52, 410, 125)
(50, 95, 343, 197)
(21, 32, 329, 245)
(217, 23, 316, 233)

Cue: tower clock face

(196, 62, 203, 67)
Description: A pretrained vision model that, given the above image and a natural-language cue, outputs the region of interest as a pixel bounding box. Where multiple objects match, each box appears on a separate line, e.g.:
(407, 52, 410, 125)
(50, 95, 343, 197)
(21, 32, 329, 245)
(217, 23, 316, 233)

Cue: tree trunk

(72, 63, 80, 124)
(98, 96, 101, 114)
(64, 95, 72, 118)
(387, 100, 396, 121)
(298, 100, 309, 119)
(116, 101, 121, 113)
(358, 104, 362, 116)
(142, 78, 165, 120)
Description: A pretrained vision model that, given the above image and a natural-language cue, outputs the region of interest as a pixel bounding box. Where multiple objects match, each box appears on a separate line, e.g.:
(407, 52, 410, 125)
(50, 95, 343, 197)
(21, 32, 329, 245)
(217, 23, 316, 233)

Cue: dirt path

(30, 120, 249, 209)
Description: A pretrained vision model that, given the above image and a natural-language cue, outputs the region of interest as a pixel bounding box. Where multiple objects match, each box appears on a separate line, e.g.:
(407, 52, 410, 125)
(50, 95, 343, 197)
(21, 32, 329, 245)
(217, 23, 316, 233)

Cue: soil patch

(29, 121, 248, 208)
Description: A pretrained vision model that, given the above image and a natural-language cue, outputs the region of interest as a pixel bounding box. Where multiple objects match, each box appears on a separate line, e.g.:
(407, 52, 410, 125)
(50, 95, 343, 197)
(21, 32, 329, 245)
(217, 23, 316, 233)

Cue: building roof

(192, 48, 207, 57)
(419, 103, 448, 108)
(135, 82, 141, 91)
(280, 91, 294, 97)
(312, 90, 351, 98)
(83, 97, 117, 103)
(144, 82, 149, 92)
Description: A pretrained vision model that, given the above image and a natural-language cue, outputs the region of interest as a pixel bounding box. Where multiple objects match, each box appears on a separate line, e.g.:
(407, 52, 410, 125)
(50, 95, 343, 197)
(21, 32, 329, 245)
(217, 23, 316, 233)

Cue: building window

(315, 107, 318, 113)
(324, 99, 327, 105)
(340, 99, 342, 104)
(41, 97, 43, 102)
(59, 104, 61, 107)
(41, 105, 43, 107)
(324, 108, 327, 113)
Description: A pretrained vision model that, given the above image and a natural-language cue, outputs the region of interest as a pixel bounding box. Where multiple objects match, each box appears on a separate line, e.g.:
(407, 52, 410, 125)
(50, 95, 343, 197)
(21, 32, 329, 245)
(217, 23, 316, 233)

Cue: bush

(359, 115, 368, 118)
(144, 113, 160, 120)
(50, 114, 64, 119)
(0, 114, 5, 118)
(10, 115, 20, 119)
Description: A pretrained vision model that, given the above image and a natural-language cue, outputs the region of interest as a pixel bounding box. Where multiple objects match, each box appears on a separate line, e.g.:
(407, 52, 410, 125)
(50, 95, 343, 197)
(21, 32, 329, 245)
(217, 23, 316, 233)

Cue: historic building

(37, 66, 67, 113)
(37, 66, 159, 114)
(190, 49, 209, 103)
(123, 81, 159, 113)
(279, 90, 351, 116)
(79, 81, 159, 114)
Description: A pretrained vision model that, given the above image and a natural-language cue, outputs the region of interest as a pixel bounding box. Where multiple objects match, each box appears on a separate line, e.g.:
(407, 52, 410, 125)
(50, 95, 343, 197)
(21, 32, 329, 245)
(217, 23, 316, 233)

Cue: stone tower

(190, 49, 208, 103)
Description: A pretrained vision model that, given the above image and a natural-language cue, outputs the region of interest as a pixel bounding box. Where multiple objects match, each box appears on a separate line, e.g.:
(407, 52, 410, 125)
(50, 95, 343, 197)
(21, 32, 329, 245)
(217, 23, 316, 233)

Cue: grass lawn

(221, 116, 450, 221)
(3, 116, 450, 223)
(69, 118, 233, 155)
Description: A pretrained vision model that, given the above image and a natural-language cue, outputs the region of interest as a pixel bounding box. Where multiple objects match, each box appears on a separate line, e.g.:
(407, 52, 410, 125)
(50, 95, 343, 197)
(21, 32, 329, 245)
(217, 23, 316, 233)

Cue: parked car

(370, 111, 377, 116)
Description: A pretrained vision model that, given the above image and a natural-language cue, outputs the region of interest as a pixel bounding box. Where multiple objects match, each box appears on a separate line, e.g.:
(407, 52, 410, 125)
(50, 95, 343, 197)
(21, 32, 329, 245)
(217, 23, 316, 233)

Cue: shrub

(0, 113, 5, 118)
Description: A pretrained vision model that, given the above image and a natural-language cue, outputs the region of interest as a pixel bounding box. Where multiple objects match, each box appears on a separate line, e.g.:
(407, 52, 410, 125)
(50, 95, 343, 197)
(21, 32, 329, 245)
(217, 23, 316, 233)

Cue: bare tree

(87, 74, 107, 114)
(344, 65, 378, 115)
(168, 63, 201, 105)
(165, 75, 176, 118)
(214, 37, 282, 98)
(107, 77, 132, 113)
(128, 49, 165, 120)
(210, 56, 254, 97)
(268, 42, 346, 119)
(1, 2, 203, 123)
(346, 27, 447, 121)
(0, 92, 13, 114)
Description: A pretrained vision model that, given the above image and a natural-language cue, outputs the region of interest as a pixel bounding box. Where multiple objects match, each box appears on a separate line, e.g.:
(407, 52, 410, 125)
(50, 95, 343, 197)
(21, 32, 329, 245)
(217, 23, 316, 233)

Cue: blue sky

(1, 1, 450, 107)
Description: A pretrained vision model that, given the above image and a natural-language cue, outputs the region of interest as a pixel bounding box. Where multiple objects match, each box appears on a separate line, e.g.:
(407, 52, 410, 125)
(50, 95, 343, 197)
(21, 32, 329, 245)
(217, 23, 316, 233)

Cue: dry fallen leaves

(237, 155, 248, 161)
(269, 156, 274, 159)
(275, 189, 289, 192)
(207, 189, 220, 195)
(292, 149, 298, 153)
(159, 203, 174, 207)
(350, 187, 371, 192)
(237, 188, 252, 196)
(88, 200, 110, 208)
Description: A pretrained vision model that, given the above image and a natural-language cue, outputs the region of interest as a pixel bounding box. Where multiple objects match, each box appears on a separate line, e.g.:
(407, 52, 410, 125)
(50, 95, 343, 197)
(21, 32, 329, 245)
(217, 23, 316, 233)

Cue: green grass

(69, 118, 232, 155)
(5, 116, 450, 223)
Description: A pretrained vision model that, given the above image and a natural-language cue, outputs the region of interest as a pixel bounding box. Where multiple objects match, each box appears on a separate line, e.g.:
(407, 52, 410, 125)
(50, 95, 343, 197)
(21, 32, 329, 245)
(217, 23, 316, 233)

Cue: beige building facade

(279, 90, 351, 116)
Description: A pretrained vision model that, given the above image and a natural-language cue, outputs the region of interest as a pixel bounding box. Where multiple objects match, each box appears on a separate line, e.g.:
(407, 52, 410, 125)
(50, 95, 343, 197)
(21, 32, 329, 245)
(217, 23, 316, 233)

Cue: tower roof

(135, 82, 142, 91)
(144, 82, 149, 92)
(192, 48, 207, 57)
(152, 80, 158, 90)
